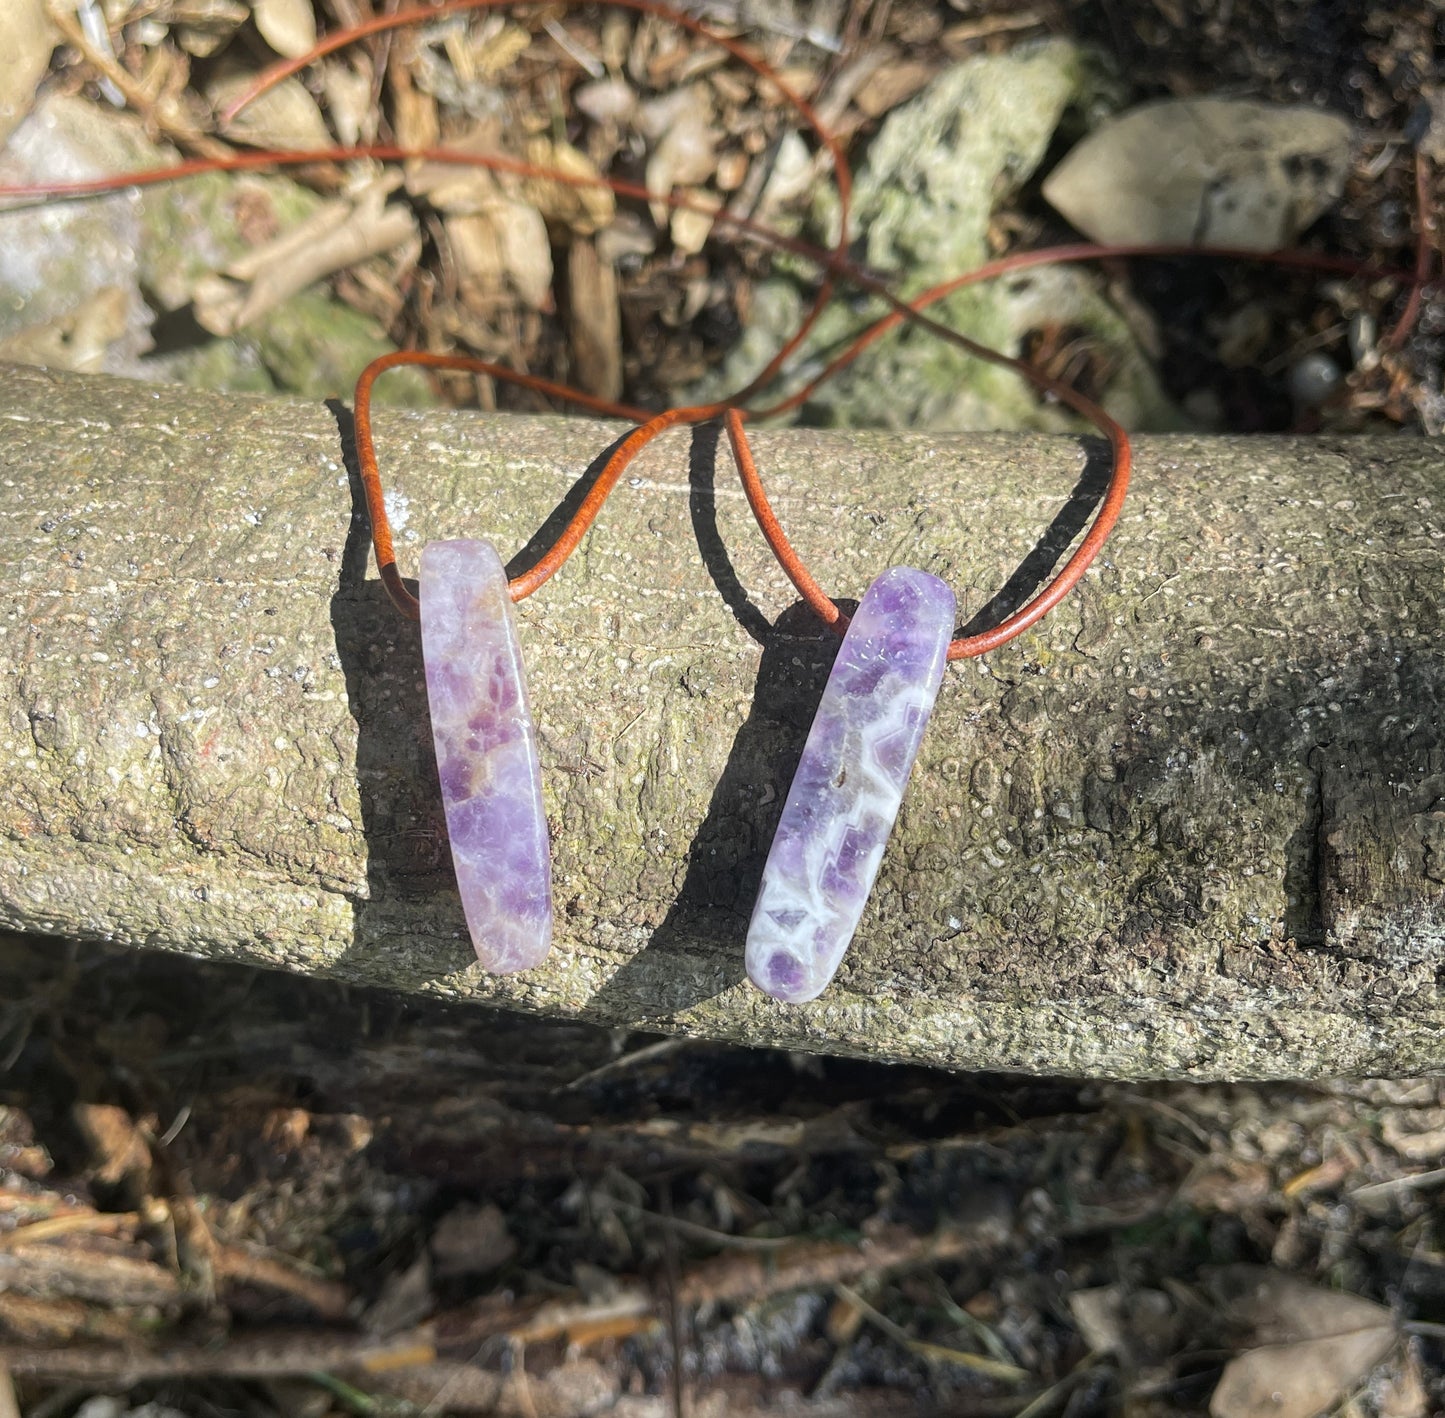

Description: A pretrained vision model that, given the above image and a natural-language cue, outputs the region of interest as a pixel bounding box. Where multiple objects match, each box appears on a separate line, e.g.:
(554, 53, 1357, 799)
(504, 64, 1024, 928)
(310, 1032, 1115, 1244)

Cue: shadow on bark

(584, 423, 841, 1018)
(318, 408, 1317, 1032)
(959, 435, 1115, 637)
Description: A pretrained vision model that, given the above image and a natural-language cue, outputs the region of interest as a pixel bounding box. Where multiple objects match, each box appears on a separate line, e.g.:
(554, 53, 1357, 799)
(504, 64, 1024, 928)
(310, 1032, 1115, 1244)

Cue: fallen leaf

(856, 60, 938, 119)
(194, 180, 418, 333)
(1043, 97, 1354, 250)
(70, 1103, 151, 1190)
(389, 60, 438, 152)
(1280, 1150, 1357, 1198)
(319, 60, 373, 146)
(172, 0, 248, 59)
(1180, 1158, 1274, 1213)
(474, 23, 531, 78)
(596, 211, 656, 264)
(1211, 1330, 1396, 1418)
(447, 201, 553, 312)
(406, 124, 504, 214)
(490, 200, 553, 309)
(757, 131, 814, 214)
(1069, 1284, 1181, 1366)
(1380, 1108, 1445, 1162)
(573, 75, 636, 125)
(430, 1202, 517, 1278)
(1378, 1347, 1430, 1418)
(0, 0, 57, 147)
(811, 43, 895, 132)
(1209, 1267, 1397, 1344)
(670, 189, 720, 256)
(1068, 1285, 1128, 1355)
(640, 85, 718, 226)
(0, 288, 134, 374)
(253, 0, 318, 60)
(715, 150, 748, 192)
(1207, 1267, 1397, 1418)
(0, 1107, 51, 1182)
(444, 212, 503, 310)
(211, 72, 332, 150)
(363, 1252, 434, 1335)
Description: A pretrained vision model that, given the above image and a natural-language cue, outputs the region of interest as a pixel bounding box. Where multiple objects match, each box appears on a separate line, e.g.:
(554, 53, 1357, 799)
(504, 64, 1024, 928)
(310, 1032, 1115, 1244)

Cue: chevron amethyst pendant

(746, 567, 955, 1003)
(419, 539, 553, 973)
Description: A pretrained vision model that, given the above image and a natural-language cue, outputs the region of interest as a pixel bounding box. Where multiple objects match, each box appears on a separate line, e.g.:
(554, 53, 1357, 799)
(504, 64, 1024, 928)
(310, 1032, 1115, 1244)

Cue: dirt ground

(3, 934, 1445, 1417)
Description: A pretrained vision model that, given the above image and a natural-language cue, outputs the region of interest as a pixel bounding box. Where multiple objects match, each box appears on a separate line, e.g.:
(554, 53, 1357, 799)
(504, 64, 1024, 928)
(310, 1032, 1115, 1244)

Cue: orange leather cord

(353, 350, 652, 618)
(724, 408, 1131, 662)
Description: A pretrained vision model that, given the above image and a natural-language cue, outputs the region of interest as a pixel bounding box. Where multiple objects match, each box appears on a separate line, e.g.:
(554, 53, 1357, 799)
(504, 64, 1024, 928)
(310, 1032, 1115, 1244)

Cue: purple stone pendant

(747, 567, 955, 1003)
(419, 539, 552, 973)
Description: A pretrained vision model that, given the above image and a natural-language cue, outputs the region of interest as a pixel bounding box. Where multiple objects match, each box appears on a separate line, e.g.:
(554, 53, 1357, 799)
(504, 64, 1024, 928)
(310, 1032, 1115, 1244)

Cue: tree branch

(0, 364, 1440, 1079)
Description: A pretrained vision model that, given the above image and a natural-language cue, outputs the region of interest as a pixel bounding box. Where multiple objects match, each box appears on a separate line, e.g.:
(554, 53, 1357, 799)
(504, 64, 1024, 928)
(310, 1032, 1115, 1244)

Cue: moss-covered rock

(252, 292, 434, 405)
(0, 93, 433, 407)
(699, 40, 1181, 433)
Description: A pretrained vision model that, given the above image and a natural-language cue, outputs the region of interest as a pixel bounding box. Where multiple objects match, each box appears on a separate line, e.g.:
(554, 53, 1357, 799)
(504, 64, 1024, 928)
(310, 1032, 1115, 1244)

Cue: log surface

(1, 364, 1441, 1079)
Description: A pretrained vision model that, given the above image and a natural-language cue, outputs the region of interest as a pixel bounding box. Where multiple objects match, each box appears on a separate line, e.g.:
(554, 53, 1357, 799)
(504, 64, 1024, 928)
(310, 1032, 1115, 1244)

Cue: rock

(794, 262, 1185, 433)
(698, 41, 1181, 433)
(826, 38, 1085, 276)
(248, 291, 434, 404)
(0, 95, 165, 377)
(1042, 97, 1355, 250)
(0, 93, 431, 406)
(0, 0, 56, 147)
(746, 567, 954, 1004)
(1287, 352, 1343, 410)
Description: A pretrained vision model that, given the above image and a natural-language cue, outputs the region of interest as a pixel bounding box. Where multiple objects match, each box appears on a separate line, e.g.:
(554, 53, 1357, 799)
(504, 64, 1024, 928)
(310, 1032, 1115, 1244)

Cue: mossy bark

(1, 364, 1441, 1079)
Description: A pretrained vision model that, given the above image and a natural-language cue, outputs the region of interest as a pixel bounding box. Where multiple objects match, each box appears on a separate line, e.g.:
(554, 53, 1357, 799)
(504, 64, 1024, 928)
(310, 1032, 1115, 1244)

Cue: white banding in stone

(746, 566, 955, 1003)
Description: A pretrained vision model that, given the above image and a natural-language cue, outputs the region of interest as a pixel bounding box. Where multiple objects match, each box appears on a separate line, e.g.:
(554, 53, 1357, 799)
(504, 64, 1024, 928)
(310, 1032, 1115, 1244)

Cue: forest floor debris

(1, 936, 1443, 1415)
(0, 0, 1437, 430)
